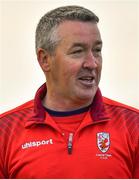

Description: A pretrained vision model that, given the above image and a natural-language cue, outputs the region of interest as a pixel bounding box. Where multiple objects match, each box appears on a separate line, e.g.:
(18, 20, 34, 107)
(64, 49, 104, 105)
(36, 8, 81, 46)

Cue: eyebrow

(70, 40, 103, 49)
(94, 40, 103, 45)
(70, 43, 87, 49)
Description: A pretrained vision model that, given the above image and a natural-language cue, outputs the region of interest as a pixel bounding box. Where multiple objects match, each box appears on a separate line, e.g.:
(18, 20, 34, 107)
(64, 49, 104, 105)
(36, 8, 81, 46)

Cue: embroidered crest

(97, 132, 110, 153)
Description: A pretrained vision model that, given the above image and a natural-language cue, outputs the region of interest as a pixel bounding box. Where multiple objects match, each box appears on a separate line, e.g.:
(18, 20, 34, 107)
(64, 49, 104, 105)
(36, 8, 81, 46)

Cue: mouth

(78, 76, 96, 87)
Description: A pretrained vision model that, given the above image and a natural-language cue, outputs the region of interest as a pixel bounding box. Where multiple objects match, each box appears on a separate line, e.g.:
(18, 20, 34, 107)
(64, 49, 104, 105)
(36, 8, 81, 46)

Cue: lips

(79, 76, 94, 81)
(78, 76, 96, 87)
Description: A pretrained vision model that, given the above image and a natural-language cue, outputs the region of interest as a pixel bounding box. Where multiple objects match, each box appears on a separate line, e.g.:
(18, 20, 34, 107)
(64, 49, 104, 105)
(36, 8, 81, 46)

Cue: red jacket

(0, 84, 139, 178)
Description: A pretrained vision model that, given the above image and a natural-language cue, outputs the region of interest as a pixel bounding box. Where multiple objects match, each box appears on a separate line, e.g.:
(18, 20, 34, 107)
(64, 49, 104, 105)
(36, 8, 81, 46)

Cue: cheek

(96, 58, 102, 72)
(99, 61, 102, 73)
(63, 62, 80, 79)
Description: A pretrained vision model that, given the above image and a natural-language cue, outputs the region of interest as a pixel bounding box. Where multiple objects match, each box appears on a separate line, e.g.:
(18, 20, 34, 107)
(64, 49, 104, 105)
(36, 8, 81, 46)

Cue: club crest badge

(97, 132, 110, 153)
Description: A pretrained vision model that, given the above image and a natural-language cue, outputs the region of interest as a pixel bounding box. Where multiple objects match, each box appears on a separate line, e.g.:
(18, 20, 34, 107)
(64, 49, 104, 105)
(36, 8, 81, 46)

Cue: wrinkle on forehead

(56, 21, 102, 50)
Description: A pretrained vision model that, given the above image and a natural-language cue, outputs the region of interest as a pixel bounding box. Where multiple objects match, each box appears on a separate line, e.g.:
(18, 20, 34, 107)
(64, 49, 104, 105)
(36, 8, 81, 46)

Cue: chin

(76, 88, 97, 102)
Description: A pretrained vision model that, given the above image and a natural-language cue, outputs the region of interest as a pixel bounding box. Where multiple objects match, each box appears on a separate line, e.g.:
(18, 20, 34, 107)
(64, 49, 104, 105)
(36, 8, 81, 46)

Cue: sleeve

(0, 118, 7, 178)
(0, 157, 6, 178)
(133, 123, 139, 178)
(133, 146, 139, 178)
(0, 142, 7, 178)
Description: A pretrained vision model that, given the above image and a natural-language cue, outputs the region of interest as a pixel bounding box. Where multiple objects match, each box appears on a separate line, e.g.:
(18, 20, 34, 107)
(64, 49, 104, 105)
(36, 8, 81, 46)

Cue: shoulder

(0, 100, 34, 143)
(103, 96, 139, 129)
(103, 97, 139, 142)
(0, 100, 34, 119)
(103, 97, 139, 114)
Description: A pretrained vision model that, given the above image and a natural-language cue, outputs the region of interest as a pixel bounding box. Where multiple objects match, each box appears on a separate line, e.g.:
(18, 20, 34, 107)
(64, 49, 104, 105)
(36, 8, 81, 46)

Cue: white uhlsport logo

(22, 139, 53, 149)
(97, 132, 110, 153)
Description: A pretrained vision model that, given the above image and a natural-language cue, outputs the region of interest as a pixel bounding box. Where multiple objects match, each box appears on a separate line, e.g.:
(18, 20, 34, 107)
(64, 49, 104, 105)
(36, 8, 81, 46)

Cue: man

(0, 5, 139, 178)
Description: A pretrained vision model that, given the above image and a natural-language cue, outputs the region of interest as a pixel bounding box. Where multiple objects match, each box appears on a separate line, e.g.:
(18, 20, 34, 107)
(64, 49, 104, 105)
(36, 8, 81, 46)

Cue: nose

(83, 52, 98, 70)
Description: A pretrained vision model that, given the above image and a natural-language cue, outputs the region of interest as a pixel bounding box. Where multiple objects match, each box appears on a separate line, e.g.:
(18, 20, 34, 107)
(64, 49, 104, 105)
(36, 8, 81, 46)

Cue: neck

(42, 93, 93, 112)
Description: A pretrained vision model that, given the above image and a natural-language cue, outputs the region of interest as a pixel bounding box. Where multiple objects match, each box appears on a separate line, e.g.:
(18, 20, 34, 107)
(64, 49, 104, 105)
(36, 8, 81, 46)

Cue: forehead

(57, 20, 102, 45)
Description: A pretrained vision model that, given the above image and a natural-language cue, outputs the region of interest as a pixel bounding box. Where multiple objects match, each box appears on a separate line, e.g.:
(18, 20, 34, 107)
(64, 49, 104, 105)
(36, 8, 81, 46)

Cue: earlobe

(37, 48, 51, 72)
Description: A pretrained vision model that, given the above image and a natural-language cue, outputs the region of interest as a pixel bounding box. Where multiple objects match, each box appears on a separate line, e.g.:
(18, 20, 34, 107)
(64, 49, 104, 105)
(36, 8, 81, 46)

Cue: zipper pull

(68, 133, 73, 154)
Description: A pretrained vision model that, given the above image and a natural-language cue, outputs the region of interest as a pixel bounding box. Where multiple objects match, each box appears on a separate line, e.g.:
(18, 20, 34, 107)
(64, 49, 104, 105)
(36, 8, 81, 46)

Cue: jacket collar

(25, 83, 110, 127)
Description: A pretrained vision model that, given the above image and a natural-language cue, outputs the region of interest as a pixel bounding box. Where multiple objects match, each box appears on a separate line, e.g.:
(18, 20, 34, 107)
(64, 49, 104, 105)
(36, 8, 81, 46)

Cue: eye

(92, 47, 102, 57)
(94, 47, 102, 52)
(72, 49, 83, 54)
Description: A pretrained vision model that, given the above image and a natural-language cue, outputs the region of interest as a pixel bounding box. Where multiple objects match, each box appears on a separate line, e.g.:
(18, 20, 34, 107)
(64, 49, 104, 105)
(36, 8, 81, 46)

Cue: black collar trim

(44, 104, 91, 117)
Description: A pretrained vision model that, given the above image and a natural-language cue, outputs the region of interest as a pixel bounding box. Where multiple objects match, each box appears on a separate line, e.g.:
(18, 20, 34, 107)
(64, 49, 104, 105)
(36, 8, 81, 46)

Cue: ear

(37, 48, 51, 72)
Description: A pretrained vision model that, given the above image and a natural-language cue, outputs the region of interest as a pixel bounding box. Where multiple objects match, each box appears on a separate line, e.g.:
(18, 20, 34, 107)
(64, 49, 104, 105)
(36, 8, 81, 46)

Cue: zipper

(68, 133, 73, 155)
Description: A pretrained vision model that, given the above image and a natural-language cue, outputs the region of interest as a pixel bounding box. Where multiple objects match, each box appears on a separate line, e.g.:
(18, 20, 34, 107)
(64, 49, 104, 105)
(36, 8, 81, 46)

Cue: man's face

(47, 21, 102, 106)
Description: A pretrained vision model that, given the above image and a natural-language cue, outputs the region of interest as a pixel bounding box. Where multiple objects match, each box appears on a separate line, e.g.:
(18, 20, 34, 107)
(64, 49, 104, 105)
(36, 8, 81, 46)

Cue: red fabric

(0, 84, 139, 178)
(51, 111, 87, 141)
